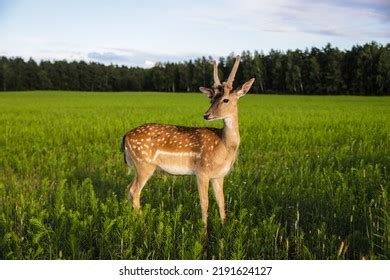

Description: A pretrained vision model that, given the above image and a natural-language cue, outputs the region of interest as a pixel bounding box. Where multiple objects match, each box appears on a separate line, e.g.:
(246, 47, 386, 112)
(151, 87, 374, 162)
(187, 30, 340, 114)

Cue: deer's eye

(223, 99, 229, 103)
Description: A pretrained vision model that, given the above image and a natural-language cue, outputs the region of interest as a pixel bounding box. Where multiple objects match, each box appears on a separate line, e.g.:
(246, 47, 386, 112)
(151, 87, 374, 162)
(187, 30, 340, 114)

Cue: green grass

(0, 91, 389, 259)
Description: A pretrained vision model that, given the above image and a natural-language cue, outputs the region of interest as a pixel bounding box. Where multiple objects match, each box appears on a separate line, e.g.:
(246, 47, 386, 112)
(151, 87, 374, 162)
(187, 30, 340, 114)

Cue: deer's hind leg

(127, 162, 156, 210)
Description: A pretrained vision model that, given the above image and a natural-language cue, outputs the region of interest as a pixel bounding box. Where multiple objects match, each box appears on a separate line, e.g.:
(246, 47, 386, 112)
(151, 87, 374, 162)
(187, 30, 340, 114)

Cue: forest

(0, 41, 389, 95)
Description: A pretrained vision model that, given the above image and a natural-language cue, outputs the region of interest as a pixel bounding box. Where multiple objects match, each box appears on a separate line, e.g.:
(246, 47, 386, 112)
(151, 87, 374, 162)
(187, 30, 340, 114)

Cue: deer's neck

(222, 114, 240, 151)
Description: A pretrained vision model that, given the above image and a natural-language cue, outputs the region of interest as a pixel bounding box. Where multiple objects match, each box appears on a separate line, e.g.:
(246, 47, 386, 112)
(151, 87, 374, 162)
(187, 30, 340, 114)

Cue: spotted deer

(121, 55, 254, 228)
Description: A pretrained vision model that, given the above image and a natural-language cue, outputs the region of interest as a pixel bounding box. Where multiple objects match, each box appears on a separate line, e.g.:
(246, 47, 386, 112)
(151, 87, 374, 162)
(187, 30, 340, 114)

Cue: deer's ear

(234, 78, 255, 98)
(199, 87, 214, 99)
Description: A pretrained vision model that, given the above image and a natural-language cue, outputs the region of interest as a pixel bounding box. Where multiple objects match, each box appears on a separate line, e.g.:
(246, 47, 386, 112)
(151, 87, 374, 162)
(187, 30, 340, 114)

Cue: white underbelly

(157, 163, 194, 175)
(153, 150, 198, 175)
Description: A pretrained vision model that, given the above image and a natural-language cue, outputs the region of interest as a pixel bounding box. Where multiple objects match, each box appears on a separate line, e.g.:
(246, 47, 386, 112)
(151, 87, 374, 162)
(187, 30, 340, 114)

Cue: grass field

(0, 91, 389, 259)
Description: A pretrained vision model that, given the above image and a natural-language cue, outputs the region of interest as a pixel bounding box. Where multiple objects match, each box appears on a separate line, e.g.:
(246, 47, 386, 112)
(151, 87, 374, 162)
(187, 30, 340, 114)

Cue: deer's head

(200, 55, 254, 121)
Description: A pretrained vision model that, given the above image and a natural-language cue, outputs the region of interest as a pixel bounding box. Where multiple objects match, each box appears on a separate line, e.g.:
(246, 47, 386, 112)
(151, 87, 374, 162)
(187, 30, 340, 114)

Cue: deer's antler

(226, 55, 240, 88)
(213, 61, 221, 89)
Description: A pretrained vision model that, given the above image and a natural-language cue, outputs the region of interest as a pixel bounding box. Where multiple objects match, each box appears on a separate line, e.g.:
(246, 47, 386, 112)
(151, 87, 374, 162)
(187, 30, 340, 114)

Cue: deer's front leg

(196, 174, 210, 229)
(211, 177, 226, 224)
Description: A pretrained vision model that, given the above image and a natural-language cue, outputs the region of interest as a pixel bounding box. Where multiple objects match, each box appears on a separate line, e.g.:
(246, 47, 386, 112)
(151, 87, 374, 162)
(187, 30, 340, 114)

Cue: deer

(121, 55, 254, 229)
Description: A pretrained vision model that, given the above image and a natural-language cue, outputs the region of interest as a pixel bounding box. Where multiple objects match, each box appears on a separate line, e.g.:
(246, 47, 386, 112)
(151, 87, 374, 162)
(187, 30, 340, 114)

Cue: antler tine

(213, 61, 221, 88)
(226, 55, 240, 88)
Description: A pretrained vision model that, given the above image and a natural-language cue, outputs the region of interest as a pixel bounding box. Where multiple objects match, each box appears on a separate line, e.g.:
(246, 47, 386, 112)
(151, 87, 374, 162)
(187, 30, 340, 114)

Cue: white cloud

(144, 60, 155, 68)
(86, 48, 216, 67)
(185, 0, 389, 39)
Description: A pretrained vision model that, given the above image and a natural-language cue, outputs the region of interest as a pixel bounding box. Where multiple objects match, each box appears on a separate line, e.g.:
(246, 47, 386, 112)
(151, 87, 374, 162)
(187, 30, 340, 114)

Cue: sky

(0, 0, 389, 67)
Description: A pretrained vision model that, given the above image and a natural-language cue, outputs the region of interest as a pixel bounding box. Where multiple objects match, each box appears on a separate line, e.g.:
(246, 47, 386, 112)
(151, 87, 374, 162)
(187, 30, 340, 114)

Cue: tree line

(1, 42, 389, 95)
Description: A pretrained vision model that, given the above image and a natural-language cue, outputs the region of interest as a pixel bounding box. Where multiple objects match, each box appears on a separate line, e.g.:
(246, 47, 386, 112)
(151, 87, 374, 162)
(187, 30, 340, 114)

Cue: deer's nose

(203, 113, 211, 120)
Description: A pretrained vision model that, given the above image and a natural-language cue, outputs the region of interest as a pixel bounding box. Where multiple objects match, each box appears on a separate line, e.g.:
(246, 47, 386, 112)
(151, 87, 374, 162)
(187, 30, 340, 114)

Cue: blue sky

(0, 0, 389, 67)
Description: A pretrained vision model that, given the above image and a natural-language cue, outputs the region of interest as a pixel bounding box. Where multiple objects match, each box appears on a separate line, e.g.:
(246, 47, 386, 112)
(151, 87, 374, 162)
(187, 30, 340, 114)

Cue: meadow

(0, 91, 389, 259)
